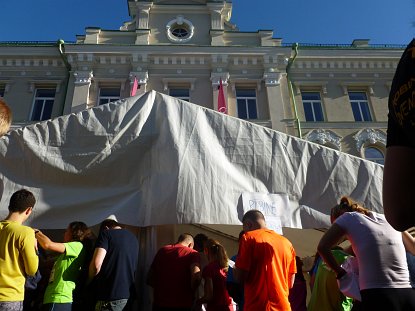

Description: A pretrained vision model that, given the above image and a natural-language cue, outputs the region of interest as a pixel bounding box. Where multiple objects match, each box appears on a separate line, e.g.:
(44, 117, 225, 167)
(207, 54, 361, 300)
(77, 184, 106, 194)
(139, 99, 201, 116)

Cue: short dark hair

(194, 233, 208, 252)
(67, 221, 91, 242)
(242, 209, 265, 223)
(9, 189, 36, 213)
(99, 219, 120, 233)
(177, 233, 194, 244)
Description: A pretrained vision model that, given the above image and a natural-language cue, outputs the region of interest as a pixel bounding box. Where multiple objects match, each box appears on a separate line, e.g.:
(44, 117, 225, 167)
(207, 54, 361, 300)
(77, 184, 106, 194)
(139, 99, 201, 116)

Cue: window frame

(363, 145, 385, 165)
(169, 87, 190, 101)
(30, 88, 56, 121)
(301, 91, 325, 122)
(97, 86, 121, 106)
(348, 91, 372, 122)
(236, 88, 258, 120)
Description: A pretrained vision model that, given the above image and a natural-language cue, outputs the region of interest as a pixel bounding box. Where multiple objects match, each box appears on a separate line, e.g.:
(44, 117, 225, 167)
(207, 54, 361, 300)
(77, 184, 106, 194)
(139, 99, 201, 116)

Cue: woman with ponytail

(318, 196, 415, 310)
(197, 239, 233, 311)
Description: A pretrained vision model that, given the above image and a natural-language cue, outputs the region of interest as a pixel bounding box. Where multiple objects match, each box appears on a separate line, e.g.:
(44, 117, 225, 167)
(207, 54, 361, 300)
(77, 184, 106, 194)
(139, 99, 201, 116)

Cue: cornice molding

(210, 72, 229, 86)
(304, 129, 342, 150)
(73, 70, 93, 85)
(162, 77, 196, 91)
(353, 128, 386, 151)
(263, 72, 282, 87)
(28, 80, 62, 93)
(129, 71, 149, 85)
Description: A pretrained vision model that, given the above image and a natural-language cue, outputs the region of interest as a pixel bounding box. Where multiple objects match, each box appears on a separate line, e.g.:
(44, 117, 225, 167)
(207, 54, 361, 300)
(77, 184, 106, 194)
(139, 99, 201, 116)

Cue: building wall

(0, 1, 405, 162)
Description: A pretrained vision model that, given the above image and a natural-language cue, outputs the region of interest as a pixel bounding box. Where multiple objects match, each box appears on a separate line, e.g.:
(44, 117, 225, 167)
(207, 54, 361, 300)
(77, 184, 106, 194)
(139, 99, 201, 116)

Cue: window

(364, 146, 384, 165)
(349, 92, 372, 121)
(98, 87, 120, 105)
(236, 89, 257, 120)
(166, 15, 194, 43)
(30, 88, 55, 121)
(302, 92, 324, 122)
(169, 88, 190, 101)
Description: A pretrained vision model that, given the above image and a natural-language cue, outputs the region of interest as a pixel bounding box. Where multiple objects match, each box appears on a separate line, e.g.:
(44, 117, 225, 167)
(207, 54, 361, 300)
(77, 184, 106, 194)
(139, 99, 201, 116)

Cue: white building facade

(0, 0, 405, 163)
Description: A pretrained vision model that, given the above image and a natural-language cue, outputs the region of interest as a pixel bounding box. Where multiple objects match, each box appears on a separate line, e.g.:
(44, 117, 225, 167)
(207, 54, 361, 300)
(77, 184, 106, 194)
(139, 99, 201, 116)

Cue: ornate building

(0, 0, 405, 164)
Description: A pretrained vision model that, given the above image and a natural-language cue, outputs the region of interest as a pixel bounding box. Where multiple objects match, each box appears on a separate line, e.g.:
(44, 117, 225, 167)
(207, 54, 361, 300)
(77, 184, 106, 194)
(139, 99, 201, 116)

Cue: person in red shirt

(147, 233, 201, 311)
(234, 210, 297, 311)
(197, 238, 234, 311)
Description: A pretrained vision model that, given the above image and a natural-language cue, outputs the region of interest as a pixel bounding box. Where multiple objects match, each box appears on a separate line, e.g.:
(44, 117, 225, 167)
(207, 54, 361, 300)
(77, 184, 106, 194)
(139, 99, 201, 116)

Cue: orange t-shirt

(235, 228, 296, 311)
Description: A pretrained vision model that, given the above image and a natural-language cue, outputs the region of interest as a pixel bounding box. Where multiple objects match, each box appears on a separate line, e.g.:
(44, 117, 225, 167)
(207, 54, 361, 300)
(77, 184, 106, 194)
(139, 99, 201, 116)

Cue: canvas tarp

(0, 91, 384, 229)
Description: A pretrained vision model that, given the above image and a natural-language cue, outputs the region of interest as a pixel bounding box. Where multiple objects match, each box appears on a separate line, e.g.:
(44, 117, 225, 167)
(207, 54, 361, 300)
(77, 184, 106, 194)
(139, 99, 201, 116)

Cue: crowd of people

(1, 37, 415, 311)
(0, 189, 139, 311)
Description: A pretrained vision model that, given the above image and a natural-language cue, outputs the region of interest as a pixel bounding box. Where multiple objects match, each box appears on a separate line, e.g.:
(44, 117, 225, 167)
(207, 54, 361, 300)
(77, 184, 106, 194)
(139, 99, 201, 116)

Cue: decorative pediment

(304, 129, 342, 150)
(353, 129, 386, 151)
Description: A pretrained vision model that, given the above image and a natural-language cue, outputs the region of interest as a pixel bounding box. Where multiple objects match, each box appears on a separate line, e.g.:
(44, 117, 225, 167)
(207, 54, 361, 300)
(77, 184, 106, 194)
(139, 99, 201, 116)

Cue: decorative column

(135, 2, 152, 44)
(129, 71, 149, 96)
(71, 70, 93, 113)
(263, 70, 286, 132)
(207, 2, 225, 45)
(210, 72, 229, 111)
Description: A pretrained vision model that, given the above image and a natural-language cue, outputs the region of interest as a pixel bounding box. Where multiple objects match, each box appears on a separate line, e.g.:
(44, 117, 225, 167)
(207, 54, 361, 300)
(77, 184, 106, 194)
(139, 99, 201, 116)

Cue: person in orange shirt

(234, 210, 297, 311)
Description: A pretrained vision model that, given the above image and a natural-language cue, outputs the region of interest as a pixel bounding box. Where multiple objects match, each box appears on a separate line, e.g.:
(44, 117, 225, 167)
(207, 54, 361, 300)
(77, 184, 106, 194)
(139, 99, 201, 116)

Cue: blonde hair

(0, 98, 11, 137)
(205, 239, 229, 271)
(331, 196, 371, 221)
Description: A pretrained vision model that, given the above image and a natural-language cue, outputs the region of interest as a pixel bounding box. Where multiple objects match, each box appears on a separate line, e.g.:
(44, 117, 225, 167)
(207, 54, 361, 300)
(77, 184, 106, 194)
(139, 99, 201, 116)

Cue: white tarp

(0, 91, 384, 229)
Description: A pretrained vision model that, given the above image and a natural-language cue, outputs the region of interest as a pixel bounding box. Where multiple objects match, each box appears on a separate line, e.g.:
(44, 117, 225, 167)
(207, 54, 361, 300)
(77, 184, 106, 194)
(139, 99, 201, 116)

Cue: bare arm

(317, 224, 347, 278)
(88, 248, 107, 283)
(289, 273, 296, 289)
(383, 146, 415, 231)
(35, 230, 66, 254)
(198, 277, 213, 304)
(402, 231, 415, 255)
(190, 263, 201, 290)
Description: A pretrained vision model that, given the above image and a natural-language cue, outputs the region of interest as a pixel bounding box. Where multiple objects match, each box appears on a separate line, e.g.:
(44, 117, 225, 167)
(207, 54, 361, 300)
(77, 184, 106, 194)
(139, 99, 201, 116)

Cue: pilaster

(129, 71, 149, 96)
(263, 71, 286, 132)
(71, 70, 93, 113)
(211, 72, 229, 112)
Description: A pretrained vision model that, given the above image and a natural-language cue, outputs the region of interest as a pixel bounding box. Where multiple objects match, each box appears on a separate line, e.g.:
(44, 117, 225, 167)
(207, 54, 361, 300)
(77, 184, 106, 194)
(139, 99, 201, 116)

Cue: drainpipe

(56, 39, 71, 116)
(286, 43, 302, 138)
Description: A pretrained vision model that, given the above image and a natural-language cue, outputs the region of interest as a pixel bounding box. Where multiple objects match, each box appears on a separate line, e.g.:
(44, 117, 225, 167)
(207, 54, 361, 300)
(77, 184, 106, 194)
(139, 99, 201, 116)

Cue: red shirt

(151, 244, 200, 308)
(235, 229, 296, 311)
(202, 261, 233, 311)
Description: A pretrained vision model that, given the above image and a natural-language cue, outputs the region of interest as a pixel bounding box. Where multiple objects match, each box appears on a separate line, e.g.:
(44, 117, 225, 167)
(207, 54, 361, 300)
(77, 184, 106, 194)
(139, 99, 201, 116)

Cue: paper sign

(241, 192, 290, 234)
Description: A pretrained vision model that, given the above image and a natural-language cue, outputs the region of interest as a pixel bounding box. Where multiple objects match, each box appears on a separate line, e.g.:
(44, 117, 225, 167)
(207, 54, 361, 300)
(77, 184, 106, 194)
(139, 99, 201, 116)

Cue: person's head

(330, 196, 371, 223)
(8, 189, 36, 217)
(194, 233, 208, 252)
(0, 98, 11, 137)
(64, 221, 90, 243)
(205, 238, 229, 270)
(242, 209, 266, 232)
(99, 219, 121, 234)
(177, 233, 194, 248)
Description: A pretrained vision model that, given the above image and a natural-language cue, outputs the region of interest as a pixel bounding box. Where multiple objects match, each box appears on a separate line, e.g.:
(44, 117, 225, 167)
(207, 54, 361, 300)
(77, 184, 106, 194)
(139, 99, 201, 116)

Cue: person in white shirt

(318, 196, 415, 310)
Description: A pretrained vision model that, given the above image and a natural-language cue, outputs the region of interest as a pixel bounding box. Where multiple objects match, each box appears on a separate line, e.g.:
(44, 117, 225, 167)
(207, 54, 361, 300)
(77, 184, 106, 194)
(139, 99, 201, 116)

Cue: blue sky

(1, 0, 414, 45)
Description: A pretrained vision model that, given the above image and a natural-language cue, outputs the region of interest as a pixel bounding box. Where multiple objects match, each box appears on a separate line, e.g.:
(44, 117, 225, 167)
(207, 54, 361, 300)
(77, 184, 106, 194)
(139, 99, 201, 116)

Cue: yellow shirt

(0, 220, 39, 301)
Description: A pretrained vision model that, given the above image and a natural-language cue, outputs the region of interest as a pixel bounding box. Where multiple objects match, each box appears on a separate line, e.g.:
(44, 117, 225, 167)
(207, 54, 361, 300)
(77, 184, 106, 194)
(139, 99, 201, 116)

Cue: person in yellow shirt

(0, 189, 39, 311)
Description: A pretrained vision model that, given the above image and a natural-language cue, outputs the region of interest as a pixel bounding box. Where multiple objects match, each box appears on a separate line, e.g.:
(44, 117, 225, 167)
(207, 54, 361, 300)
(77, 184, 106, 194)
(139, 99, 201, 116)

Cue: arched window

(364, 146, 384, 165)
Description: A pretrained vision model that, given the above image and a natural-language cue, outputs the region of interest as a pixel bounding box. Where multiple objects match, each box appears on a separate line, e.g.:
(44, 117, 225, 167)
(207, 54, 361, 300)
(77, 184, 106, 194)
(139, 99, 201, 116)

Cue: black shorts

(360, 288, 415, 311)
